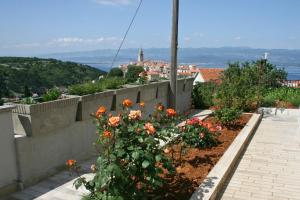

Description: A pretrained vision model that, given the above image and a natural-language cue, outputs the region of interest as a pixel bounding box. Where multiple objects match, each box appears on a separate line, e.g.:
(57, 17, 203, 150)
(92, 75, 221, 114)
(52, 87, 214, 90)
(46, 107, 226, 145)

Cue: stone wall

(0, 106, 18, 197)
(0, 78, 194, 195)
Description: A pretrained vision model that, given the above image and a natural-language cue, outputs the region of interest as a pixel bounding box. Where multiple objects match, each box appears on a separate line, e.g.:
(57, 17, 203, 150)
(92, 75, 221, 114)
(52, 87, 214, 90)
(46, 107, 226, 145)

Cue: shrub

(20, 97, 36, 105)
(24, 85, 31, 97)
(99, 77, 125, 90)
(262, 87, 300, 108)
(181, 117, 218, 148)
(108, 67, 124, 77)
(0, 98, 4, 106)
(69, 82, 103, 96)
(68, 101, 179, 199)
(192, 82, 217, 109)
(214, 108, 242, 127)
(215, 60, 286, 111)
(42, 88, 61, 102)
(69, 78, 125, 96)
(125, 65, 144, 83)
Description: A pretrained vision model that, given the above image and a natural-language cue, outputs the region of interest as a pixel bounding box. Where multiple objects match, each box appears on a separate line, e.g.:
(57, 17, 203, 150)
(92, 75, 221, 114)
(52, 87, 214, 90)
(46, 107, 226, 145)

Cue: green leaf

(127, 146, 134, 151)
(142, 160, 150, 168)
(138, 137, 144, 143)
(155, 155, 162, 162)
(132, 151, 139, 159)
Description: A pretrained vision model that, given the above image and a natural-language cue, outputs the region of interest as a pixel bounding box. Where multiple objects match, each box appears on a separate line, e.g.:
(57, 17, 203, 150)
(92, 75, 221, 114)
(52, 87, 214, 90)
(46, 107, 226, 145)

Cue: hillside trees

(125, 65, 144, 83)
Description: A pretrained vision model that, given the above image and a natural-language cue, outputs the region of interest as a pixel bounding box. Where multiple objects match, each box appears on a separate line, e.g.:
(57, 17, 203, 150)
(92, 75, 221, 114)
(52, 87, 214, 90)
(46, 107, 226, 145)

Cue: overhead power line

(108, 0, 143, 71)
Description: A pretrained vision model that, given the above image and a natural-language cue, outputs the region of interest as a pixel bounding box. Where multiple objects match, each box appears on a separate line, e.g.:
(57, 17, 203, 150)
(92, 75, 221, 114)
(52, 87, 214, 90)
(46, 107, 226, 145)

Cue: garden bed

(152, 114, 252, 200)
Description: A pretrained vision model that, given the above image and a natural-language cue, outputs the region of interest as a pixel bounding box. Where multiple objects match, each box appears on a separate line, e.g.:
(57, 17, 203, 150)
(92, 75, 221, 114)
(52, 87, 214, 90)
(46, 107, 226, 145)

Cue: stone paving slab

(220, 109, 300, 200)
(9, 160, 95, 200)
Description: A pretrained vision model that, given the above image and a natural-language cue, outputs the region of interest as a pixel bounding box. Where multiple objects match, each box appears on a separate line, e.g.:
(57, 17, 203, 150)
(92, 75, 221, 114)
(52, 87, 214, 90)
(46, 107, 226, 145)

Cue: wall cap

(0, 105, 16, 113)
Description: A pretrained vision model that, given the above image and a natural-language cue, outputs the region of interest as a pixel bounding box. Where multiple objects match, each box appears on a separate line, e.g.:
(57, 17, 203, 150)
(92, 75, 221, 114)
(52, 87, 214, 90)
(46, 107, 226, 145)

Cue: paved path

(221, 108, 300, 200)
(9, 160, 94, 200)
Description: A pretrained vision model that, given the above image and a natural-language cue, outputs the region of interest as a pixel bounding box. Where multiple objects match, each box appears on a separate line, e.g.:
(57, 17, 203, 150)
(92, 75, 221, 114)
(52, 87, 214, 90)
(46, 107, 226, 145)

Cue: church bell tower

(138, 48, 144, 62)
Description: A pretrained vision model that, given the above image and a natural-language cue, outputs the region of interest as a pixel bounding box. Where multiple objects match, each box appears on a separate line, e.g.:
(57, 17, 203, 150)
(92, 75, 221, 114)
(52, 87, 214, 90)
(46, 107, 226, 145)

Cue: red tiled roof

(147, 71, 160, 75)
(199, 68, 224, 82)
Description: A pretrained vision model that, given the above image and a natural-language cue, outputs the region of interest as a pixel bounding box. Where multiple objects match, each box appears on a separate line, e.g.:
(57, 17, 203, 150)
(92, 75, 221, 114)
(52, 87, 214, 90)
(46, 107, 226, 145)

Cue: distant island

(0, 57, 106, 97)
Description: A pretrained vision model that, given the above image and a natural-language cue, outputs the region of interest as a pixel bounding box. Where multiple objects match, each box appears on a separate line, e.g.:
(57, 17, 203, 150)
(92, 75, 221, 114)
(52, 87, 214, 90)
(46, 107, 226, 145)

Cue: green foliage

(125, 65, 144, 83)
(68, 78, 125, 96)
(0, 98, 3, 106)
(262, 87, 300, 107)
(42, 88, 61, 102)
(20, 97, 36, 105)
(100, 77, 126, 90)
(181, 117, 218, 148)
(216, 60, 286, 111)
(108, 67, 124, 77)
(0, 68, 9, 98)
(69, 82, 103, 96)
(214, 108, 242, 127)
(0, 57, 105, 96)
(24, 85, 31, 97)
(192, 82, 217, 109)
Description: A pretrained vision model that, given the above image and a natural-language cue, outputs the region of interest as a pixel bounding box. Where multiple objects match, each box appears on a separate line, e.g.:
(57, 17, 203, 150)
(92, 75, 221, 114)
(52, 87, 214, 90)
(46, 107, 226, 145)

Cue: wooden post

(170, 0, 179, 109)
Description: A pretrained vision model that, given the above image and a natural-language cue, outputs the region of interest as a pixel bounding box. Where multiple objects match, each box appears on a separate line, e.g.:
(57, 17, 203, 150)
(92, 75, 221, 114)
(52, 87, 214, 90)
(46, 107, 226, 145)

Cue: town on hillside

(119, 48, 224, 84)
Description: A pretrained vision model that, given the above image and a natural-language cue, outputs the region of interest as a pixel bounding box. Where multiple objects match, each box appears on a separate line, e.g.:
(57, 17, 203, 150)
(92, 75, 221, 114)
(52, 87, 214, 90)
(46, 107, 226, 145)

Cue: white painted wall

(193, 72, 205, 85)
(0, 106, 18, 196)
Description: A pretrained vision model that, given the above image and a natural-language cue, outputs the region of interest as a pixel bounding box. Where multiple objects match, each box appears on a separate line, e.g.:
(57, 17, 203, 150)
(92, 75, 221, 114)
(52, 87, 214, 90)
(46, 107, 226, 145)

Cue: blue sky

(0, 0, 300, 55)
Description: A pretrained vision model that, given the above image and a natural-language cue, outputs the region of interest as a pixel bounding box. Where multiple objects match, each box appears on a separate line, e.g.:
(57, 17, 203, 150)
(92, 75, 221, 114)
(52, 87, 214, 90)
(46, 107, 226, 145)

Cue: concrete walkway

(221, 108, 300, 200)
(9, 160, 94, 200)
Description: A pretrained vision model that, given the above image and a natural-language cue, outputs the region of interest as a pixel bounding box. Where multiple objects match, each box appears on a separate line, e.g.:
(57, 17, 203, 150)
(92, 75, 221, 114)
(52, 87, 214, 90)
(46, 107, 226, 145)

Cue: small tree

(125, 65, 144, 83)
(0, 69, 9, 102)
(24, 85, 31, 97)
(215, 60, 287, 111)
(108, 67, 124, 77)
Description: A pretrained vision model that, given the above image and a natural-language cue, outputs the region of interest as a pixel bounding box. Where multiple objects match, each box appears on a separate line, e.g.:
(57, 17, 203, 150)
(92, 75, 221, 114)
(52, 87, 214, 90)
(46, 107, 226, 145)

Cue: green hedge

(68, 77, 125, 96)
(192, 82, 217, 109)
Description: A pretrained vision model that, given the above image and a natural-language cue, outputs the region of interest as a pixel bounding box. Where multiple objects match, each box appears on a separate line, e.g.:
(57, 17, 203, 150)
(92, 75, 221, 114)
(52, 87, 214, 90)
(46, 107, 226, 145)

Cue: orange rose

(66, 159, 76, 168)
(123, 99, 133, 107)
(103, 130, 112, 138)
(144, 122, 156, 135)
(108, 116, 121, 127)
(139, 101, 145, 107)
(156, 103, 164, 111)
(96, 106, 106, 117)
(166, 108, 176, 117)
(128, 110, 142, 120)
(209, 127, 217, 132)
(204, 122, 212, 129)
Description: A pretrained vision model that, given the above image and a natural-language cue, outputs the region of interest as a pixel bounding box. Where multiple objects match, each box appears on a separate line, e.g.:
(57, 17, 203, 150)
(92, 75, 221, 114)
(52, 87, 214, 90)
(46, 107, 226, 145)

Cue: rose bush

(180, 117, 219, 149)
(70, 99, 181, 200)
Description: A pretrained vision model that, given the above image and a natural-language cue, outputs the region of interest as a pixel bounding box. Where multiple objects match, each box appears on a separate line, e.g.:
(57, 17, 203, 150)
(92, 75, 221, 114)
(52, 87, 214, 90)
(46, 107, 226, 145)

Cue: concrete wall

(0, 79, 194, 194)
(0, 106, 18, 196)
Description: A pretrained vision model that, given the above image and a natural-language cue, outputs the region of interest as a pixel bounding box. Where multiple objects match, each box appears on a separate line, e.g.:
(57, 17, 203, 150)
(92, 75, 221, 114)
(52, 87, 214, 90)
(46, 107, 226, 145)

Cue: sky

(0, 0, 300, 56)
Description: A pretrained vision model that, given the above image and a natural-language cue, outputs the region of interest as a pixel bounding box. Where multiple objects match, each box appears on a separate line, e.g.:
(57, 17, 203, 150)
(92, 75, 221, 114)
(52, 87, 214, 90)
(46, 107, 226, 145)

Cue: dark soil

(150, 114, 252, 200)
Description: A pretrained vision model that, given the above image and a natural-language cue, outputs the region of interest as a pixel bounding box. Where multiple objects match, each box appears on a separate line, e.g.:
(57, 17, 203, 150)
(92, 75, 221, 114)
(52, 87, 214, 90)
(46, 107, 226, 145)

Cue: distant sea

(42, 47, 300, 80)
(86, 63, 300, 80)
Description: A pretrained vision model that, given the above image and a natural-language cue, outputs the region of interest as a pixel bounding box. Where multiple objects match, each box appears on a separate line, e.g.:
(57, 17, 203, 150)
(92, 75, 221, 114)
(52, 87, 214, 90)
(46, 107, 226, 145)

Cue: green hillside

(0, 57, 106, 97)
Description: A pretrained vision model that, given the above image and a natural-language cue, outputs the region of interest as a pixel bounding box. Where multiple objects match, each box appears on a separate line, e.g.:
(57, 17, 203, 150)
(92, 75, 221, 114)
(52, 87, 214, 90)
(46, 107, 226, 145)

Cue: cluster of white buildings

(119, 49, 201, 81)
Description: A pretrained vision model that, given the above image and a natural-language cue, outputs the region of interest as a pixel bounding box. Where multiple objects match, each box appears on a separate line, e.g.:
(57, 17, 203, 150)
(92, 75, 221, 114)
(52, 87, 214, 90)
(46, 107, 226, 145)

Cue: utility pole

(170, 0, 179, 109)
